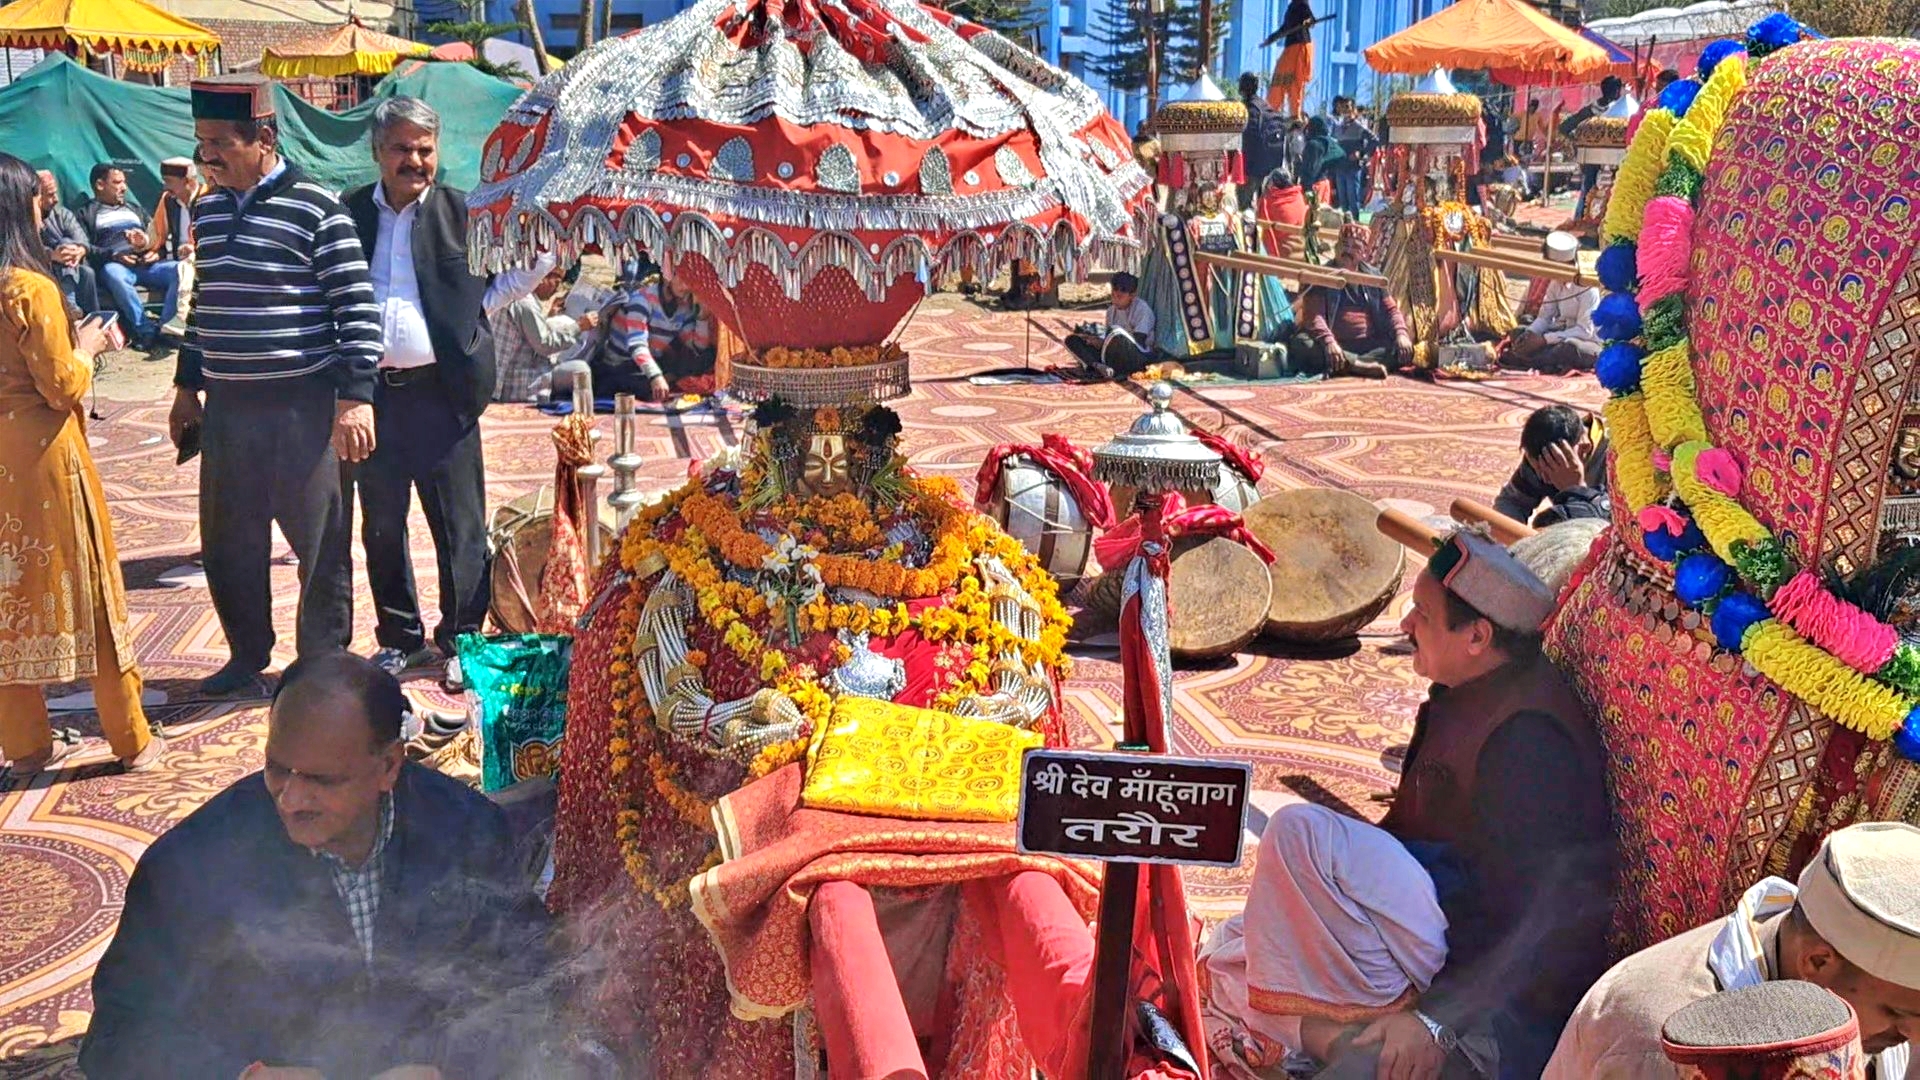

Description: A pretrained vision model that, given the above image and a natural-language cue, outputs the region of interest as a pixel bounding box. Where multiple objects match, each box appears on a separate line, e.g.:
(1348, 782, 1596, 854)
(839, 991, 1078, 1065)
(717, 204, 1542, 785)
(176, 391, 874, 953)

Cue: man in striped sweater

(168, 74, 380, 697)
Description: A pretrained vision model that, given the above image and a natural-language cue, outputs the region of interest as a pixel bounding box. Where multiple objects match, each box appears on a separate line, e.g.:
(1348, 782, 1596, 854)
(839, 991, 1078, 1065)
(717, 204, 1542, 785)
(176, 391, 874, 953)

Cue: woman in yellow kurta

(0, 152, 162, 778)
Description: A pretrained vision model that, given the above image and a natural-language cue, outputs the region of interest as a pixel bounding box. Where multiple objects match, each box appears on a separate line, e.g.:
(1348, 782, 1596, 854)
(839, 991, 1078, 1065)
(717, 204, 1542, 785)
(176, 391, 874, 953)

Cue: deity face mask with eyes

(801, 432, 852, 498)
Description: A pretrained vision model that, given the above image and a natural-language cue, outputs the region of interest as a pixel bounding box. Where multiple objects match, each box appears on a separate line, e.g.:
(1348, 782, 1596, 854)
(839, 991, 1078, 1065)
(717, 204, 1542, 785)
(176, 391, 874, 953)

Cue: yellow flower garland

(1744, 621, 1908, 741)
(1670, 441, 1773, 562)
(1668, 57, 1749, 174)
(1604, 392, 1667, 510)
(1604, 108, 1675, 244)
(1639, 341, 1710, 448)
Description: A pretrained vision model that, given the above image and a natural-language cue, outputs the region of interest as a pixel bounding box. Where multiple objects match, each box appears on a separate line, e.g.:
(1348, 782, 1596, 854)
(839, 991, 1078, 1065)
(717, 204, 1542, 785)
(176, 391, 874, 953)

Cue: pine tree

(1086, 0, 1207, 94)
(946, 0, 1042, 41)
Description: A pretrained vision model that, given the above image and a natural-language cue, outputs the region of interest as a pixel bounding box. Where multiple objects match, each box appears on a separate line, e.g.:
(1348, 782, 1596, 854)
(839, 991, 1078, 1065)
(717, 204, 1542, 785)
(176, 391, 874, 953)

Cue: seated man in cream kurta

(1544, 822, 1920, 1080)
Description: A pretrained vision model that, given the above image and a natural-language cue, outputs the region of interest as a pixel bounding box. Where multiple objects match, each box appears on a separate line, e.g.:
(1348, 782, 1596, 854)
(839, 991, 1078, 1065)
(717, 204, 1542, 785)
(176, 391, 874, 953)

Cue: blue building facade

(480, 0, 1432, 133)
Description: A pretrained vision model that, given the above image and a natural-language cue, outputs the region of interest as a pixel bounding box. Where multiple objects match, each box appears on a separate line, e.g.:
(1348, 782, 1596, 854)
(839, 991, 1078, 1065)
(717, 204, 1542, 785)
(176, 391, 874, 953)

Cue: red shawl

(974, 433, 1118, 531)
(1095, 492, 1275, 570)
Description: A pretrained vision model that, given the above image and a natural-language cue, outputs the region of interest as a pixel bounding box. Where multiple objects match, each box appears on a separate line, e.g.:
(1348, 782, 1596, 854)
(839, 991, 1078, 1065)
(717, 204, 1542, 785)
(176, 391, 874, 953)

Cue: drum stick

(1376, 507, 1444, 555)
(1449, 498, 1536, 544)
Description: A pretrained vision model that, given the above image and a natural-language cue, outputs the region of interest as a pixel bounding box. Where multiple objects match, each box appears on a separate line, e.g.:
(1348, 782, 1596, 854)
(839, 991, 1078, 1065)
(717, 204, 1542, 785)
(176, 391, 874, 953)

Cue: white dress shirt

(1527, 281, 1599, 344)
(369, 183, 549, 370)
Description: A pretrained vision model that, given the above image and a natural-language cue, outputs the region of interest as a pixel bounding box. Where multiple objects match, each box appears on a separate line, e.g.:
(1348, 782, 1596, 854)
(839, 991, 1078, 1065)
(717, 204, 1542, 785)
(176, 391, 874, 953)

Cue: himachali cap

(1796, 822, 1920, 989)
(1426, 528, 1556, 633)
(1661, 981, 1864, 1080)
(190, 74, 274, 122)
(160, 157, 193, 178)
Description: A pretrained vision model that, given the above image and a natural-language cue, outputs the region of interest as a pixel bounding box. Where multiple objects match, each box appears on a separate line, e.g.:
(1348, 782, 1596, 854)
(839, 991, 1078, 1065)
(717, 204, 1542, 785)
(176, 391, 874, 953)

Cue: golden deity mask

(801, 432, 852, 497)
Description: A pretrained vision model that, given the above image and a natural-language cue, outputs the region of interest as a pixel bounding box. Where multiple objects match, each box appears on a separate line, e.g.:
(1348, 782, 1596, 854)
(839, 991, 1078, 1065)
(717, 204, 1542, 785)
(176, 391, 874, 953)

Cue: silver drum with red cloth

(1109, 466, 1260, 518)
(983, 454, 1094, 587)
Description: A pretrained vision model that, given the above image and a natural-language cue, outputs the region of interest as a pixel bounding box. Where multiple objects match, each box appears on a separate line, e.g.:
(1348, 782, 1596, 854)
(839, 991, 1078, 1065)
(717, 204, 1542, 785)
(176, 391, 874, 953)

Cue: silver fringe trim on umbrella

(1883, 496, 1920, 536)
(728, 358, 911, 406)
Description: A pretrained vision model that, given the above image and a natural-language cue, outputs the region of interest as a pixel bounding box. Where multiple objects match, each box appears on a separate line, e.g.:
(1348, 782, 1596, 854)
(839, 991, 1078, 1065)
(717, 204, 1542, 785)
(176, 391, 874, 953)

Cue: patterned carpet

(0, 296, 1605, 1075)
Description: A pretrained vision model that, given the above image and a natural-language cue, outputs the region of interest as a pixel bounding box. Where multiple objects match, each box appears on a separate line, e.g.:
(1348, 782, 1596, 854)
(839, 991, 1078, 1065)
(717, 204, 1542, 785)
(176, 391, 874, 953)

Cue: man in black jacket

(1493, 405, 1609, 528)
(36, 170, 100, 314)
(344, 97, 543, 689)
(79, 652, 556, 1080)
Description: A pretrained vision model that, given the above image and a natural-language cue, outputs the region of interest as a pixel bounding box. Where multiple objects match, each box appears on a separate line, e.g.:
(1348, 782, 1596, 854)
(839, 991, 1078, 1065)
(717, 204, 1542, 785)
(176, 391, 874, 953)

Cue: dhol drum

(1080, 535, 1273, 661)
(1110, 464, 1260, 519)
(487, 487, 618, 634)
(1243, 488, 1406, 643)
(981, 454, 1095, 587)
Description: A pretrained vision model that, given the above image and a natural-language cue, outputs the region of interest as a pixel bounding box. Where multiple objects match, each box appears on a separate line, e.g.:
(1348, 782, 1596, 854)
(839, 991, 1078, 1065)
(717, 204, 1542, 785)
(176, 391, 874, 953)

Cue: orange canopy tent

(0, 0, 218, 69)
(1364, 0, 1615, 78)
(260, 18, 428, 78)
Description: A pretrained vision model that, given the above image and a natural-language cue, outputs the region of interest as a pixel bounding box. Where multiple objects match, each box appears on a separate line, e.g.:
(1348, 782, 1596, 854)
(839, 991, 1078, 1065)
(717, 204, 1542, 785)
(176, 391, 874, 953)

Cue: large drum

(1243, 488, 1406, 643)
(487, 487, 618, 634)
(1080, 534, 1273, 660)
(981, 454, 1095, 587)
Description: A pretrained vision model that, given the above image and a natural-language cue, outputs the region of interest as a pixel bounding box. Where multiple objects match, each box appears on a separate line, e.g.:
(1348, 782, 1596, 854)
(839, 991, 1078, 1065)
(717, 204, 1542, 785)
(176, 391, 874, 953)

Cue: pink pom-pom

(1651, 448, 1673, 473)
(1694, 447, 1742, 496)
(1638, 505, 1686, 536)
(1637, 196, 1695, 312)
(1771, 571, 1901, 674)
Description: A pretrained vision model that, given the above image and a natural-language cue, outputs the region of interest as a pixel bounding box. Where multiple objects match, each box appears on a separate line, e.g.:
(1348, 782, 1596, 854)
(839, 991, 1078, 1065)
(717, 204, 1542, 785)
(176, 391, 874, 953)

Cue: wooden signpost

(1017, 747, 1254, 1079)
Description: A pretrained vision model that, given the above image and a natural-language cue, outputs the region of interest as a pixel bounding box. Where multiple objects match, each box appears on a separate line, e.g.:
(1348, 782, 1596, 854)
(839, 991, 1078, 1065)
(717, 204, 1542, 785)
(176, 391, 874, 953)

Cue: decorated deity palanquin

(1546, 34, 1920, 956)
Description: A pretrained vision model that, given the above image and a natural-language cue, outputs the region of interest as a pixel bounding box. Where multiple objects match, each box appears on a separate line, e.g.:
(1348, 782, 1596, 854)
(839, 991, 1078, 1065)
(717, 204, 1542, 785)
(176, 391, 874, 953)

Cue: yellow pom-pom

(1605, 108, 1674, 244)
(1671, 440, 1773, 561)
(1744, 621, 1908, 741)
(1604, 392, 1667, 511)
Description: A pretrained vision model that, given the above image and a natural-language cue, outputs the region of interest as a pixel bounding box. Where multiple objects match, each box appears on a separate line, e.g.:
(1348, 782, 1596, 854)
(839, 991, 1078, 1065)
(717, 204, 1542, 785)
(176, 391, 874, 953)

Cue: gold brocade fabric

(801, 696, 1042, 823)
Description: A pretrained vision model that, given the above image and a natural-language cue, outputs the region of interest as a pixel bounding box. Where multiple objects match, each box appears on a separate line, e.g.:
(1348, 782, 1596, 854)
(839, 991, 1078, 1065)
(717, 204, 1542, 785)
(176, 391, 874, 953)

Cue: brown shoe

(2, 733, 81, 781)
(120, 735, 167, 773)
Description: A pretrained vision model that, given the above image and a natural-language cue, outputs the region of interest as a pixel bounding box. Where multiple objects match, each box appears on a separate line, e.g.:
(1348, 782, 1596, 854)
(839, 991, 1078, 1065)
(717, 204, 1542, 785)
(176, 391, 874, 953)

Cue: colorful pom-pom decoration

(1675, 553, 1733, 607)
(1895, 708, 1920, 762)
(1675, 516, 1707, 554)
(1596, 343, 1646, 393)
(1644, 295, 1688, 350)
(1636, 197, 1696, 310)
(1595, 292, 1645, 341)
(1644, 526, 1684, 562)
(1597, 242, 1639, 293)
(1659, 78, 1703, 117)
(1652, 447, 1674, 472)
(1639, 504, 1685, 536)
(1697, 39, 1745, 78)
(1653, 160, 1705, 200)
(1694, 447, 1743, 497)
(1747, 12, 1807, 56)
(1712, 592, 1770, 652)
(1881, 646, 1920, 697)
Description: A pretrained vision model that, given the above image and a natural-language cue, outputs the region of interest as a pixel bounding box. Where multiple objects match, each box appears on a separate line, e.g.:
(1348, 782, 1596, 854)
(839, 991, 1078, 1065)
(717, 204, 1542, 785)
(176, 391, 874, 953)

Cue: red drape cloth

(974, 433, 1118, 532)
(1094, 493, 1275, 570)
(536, 418, 595, 633)
(1190, 430, 1264, 484)
(1107, 498, 1210, 1080)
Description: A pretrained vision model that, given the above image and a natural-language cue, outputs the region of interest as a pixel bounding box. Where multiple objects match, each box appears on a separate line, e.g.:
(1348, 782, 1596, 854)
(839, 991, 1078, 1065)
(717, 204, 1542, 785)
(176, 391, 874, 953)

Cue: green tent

(1, 54, 523, 212)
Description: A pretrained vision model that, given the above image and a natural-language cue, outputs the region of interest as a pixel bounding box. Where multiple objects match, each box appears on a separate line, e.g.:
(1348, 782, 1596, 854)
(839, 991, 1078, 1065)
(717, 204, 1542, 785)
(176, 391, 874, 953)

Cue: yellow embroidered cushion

(800, 696, 1042, 823)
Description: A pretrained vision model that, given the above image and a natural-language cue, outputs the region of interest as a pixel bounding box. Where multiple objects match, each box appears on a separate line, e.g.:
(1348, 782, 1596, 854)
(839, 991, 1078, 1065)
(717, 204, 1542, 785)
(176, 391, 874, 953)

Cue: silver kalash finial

(1091, 382, 1223, 494)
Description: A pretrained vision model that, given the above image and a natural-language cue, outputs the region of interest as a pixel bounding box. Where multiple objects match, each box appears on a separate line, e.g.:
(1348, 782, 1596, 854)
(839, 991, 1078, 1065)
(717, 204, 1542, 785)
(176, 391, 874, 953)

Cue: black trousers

(200, 379, 353, 671)
(1065, 331, 1155, 376)
(350, 371, 490, 655)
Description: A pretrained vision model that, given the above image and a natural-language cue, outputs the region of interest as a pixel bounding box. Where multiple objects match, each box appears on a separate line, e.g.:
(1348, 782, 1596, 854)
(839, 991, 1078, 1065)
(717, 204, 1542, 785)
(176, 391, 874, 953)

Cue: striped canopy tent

(0, 0, 218, 71)
(1364, 0, 1615, 78)
(260, 18, 428, 78)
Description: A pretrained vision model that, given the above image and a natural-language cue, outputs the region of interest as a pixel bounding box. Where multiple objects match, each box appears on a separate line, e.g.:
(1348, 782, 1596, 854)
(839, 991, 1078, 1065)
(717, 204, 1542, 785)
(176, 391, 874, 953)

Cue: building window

(551, 12, 648, 33)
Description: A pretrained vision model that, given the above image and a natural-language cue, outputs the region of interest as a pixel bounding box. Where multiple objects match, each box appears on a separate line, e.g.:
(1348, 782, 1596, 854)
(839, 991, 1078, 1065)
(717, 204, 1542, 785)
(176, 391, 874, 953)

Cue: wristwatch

(1414, 1009, 1460, 1053)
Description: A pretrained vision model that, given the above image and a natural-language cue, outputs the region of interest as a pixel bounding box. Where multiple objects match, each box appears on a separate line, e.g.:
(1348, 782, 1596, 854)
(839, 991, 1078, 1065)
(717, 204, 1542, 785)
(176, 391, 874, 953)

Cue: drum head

(1168, 535, 1272, 659)
(490, 510, 617, 634)
(1243, 489, 1406, 643)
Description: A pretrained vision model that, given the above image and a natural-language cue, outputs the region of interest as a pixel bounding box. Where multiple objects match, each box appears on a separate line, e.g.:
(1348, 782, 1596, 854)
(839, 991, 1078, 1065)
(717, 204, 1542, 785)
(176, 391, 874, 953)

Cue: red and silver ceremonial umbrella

(466, 0, 1153, 349)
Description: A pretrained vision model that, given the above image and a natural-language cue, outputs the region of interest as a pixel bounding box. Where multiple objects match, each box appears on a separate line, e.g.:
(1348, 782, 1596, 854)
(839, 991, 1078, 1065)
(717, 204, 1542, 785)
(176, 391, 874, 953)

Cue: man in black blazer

(80, 652, 557, 1079)
(344, 97, 544, 688)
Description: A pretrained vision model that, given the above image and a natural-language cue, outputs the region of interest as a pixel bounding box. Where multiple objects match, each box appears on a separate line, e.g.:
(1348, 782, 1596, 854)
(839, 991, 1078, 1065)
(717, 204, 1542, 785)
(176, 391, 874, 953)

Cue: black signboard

(1015, 748, 1253, 867)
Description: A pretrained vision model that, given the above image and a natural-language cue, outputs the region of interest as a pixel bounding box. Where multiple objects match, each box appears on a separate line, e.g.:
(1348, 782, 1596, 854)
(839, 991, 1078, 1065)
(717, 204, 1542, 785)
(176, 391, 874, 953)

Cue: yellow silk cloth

(801, 696, 1041, 823)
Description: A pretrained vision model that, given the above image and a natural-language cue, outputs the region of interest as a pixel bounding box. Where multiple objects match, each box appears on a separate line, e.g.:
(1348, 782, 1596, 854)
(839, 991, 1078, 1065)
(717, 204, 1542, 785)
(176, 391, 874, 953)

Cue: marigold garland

(1604, 108, 1674, 244)
(1639, 343, 1710, 449)
(1672, 441, 1773, 563)
(1742, 621, 1908, 742)
(1604, 392, 1668, 510)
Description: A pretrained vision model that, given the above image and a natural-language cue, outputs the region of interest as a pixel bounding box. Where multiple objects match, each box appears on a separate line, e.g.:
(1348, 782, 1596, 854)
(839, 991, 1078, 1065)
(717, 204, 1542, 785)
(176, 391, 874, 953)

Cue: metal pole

(576, 463, 608, 566)
(608, 392, 644, 530)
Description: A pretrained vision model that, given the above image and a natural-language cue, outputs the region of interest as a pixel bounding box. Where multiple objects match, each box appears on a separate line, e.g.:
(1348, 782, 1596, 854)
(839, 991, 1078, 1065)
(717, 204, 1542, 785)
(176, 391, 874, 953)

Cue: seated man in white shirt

(1065, 271, 1159, 379)
(1503, 232, 1601, 374)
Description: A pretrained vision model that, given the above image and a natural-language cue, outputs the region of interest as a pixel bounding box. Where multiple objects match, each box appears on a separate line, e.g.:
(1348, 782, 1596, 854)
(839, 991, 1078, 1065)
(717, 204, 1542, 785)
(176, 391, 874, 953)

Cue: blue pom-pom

(1675, 553, 1733, 606)
(1896, 708, 1920, 761)
(1711, 591, 1771, 652)
(1597, 242, 1639, 292)
(1594, 292, 1644, 341)
(1674, 517, 1707, 554)
(1643, 526, 1683, 563)
(1696, 39, 1745, 78)
(1658, 79, 1702, 118)
(1596, 342, 1645, 393)
(1747, 12, 1807, 53)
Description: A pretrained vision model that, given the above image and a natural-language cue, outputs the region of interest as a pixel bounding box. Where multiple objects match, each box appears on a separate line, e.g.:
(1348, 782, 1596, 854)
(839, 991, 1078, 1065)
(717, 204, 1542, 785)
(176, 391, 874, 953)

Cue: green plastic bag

(458, 633, 572, 793)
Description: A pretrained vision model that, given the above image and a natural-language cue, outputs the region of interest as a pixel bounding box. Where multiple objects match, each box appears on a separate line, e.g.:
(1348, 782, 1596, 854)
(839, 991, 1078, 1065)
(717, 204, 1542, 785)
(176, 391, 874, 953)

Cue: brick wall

(159, 20, 364, 88)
